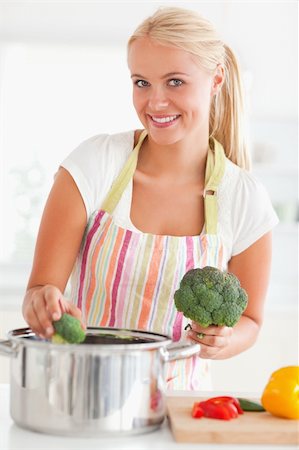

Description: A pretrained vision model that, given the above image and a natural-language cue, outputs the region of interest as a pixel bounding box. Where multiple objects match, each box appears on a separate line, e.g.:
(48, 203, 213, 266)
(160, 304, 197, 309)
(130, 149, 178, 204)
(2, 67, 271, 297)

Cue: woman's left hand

(187, 321, 233, 359)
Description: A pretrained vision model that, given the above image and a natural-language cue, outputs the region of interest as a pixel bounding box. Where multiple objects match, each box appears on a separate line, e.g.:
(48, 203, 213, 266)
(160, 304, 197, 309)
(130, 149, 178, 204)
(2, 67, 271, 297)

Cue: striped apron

(70, 130, 226, 390)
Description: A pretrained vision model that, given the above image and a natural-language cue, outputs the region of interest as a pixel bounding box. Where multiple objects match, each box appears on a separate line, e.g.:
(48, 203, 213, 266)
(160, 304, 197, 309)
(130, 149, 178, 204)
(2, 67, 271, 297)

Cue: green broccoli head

(174, 266, 248, 328)
(52, 313, 86, 344)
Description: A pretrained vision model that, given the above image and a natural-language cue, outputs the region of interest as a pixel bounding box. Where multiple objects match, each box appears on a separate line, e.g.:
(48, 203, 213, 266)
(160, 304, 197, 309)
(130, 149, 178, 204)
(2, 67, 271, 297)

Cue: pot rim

(7, 326, 173, 351)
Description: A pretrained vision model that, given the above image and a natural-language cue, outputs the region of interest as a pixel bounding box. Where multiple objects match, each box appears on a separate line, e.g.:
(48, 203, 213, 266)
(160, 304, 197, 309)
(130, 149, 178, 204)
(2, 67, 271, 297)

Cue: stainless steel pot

(0, 326, 200, 436)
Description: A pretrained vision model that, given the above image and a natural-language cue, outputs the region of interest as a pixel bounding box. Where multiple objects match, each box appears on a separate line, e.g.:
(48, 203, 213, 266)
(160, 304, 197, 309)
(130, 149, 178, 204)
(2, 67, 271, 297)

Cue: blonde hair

(128, 7, 251, 170)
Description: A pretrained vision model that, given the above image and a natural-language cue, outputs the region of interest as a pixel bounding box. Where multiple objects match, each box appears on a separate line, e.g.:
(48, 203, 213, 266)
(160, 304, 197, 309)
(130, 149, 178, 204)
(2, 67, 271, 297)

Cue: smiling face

(128, 37, 222, 147)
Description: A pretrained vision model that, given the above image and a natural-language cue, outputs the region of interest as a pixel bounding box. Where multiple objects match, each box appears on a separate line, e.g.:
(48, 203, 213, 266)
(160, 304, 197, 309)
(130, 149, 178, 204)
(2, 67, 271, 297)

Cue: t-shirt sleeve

(60, 132, 133, 218)
(231, 171, 279, 256)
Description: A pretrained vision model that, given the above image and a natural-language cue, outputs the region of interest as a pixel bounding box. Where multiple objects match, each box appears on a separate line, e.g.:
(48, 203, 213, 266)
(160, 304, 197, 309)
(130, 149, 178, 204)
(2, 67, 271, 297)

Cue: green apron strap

(204, 138, 226, 234)
(101, 129, 148, 214)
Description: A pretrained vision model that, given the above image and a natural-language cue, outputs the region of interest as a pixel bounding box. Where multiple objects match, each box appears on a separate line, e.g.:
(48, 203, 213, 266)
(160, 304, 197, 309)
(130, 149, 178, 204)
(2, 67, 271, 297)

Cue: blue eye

(169, 79, 183, 87)
(135, 80, 150, 88)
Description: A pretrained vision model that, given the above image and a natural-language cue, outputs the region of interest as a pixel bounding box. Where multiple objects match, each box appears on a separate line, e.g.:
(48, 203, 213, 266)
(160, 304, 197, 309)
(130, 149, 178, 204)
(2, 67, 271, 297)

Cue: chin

(147, 128, 185, 146)
(150, 135, 181, 146)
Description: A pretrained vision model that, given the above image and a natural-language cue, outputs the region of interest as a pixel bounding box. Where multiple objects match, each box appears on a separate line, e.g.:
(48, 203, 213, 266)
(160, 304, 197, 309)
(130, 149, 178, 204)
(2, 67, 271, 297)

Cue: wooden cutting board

(166, 397, 299, 445)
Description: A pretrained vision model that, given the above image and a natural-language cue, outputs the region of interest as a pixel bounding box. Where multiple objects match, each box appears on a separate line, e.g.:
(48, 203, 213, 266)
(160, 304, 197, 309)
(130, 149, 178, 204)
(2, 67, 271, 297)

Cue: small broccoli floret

(211, 302, 244, 327)
(51, 333, 69, 344)
(174, 266, 248, 328)
(52, 313, 86, 344)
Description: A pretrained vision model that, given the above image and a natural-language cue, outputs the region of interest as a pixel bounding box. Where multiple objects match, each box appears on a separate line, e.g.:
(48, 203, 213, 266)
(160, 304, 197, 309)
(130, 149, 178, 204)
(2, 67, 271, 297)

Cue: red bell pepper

(199, 400, 238, 420)
(203, 396, 244, 415)
(191, 396, 244, 421)
(192, 403, 204, 418)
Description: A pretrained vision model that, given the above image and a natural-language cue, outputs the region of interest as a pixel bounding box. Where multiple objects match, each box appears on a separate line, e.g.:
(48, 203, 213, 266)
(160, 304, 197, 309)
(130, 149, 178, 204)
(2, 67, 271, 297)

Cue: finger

(64, 302, 86, 328)
(32, 294, 55, 336)
(186, 333, 219, 359)
(43, 285, 64, 321)
(188, 330, 227, 348)
(199, 333, 227, 348)
(191, 322, 233, 336)
(64, 301, 81, 319)
(25, 302, 47, 338)
(198, 343, 220, 359)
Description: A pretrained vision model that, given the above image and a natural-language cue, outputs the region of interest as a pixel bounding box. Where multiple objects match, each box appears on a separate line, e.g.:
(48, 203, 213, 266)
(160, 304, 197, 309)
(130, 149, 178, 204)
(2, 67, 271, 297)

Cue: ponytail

(209, 45, 251, 170)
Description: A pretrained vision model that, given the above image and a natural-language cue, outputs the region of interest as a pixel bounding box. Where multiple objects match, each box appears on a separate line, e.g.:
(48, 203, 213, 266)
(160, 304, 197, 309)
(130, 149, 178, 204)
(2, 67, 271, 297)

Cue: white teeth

(151, 115, 178, 123)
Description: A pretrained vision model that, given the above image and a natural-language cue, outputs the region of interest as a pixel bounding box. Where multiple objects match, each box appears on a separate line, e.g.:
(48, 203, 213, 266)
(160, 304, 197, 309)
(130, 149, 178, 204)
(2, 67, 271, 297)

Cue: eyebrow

(130, 72, 190, 79)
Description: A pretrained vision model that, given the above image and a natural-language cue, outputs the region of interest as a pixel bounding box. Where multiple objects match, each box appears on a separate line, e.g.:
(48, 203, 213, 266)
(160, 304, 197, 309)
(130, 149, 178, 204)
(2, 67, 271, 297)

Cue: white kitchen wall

(0, 1, 298, 391)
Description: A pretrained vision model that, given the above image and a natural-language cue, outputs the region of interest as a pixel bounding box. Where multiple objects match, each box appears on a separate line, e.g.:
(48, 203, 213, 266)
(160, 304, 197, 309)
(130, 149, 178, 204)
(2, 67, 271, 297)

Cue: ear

(211, 64, 225, 96)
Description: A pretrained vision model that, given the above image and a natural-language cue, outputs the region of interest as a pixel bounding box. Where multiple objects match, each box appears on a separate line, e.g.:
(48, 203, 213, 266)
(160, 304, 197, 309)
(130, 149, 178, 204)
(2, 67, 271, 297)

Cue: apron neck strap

(204, 137, 226, 234)
(101, 129, 148, 214)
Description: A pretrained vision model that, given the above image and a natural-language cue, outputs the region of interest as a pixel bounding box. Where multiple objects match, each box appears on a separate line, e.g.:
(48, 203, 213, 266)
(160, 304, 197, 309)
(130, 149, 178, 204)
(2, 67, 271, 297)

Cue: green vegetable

(174, 266, 248, 327)
(52, 313, 86, 344)
(51, 333, 69, 344)
(237, 398, 265, 412)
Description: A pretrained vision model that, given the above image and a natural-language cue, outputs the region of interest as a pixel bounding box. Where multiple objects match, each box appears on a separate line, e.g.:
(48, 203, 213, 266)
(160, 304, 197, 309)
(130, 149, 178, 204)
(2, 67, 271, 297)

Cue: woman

(22, 7, 278, 389)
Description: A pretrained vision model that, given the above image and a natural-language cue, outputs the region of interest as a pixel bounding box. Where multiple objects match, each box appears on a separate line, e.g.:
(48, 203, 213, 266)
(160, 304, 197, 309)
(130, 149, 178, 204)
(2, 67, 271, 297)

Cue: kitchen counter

(0, 385, 296, 450)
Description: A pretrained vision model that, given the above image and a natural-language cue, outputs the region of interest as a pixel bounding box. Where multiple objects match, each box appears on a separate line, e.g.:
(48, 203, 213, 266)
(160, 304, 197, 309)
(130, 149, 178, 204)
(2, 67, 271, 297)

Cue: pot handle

(161, 340, 200, 362)
(0, 339, 15, 356)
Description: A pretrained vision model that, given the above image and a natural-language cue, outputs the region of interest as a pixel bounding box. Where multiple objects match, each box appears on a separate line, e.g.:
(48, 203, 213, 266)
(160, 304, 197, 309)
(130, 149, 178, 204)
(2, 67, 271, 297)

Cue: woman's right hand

(22, 284, 84, 339)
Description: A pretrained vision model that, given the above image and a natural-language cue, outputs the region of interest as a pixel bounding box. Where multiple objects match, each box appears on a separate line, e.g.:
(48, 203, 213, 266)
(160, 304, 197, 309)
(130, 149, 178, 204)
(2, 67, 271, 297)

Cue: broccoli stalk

(174, 266, 248, 327)
(52, 313, 86, 344)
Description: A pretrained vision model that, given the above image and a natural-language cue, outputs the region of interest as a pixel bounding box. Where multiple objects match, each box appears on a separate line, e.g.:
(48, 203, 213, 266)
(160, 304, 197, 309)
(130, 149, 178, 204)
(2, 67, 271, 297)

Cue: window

(0, 42, 138, 303)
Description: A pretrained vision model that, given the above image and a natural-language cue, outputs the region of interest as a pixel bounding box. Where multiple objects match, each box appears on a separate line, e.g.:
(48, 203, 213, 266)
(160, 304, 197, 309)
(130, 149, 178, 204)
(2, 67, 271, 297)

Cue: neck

(138, 131, 210, 182)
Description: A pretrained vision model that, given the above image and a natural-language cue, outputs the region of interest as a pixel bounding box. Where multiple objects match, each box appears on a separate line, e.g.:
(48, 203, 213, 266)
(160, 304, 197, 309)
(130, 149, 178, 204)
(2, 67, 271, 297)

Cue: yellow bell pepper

(261, 366, 299, 420)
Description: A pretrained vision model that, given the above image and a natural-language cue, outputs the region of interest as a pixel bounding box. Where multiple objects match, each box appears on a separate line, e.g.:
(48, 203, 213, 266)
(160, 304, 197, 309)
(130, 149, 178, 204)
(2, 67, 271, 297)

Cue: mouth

(148, 114, 181, 128)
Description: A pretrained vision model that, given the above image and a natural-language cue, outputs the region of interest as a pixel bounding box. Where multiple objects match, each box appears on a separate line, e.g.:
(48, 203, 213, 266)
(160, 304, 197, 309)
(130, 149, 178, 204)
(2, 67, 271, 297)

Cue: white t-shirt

(61, 130, 279, 263)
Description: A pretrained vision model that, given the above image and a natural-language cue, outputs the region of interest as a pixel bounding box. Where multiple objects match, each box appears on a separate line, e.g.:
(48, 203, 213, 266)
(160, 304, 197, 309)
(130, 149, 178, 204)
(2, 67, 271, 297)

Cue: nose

(148, 86, 169, 110)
